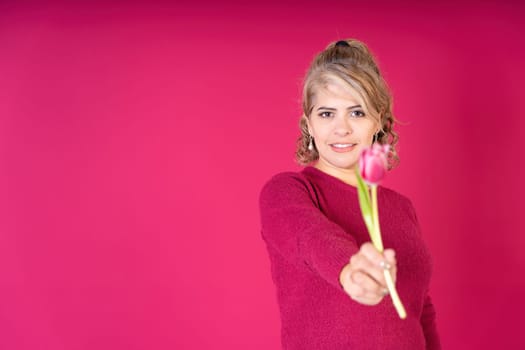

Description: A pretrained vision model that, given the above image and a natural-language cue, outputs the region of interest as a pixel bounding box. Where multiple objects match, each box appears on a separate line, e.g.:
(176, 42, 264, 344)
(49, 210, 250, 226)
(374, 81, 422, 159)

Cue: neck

(314, 161, 358, 187)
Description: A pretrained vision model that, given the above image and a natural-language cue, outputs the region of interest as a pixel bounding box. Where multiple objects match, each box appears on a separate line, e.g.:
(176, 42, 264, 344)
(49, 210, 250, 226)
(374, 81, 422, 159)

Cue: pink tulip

(358, 144, 391, 185)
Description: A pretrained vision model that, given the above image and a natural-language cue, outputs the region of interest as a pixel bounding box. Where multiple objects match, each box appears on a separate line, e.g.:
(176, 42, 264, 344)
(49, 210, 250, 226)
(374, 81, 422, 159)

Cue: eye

(318, 111, 334, 118)
(351, 110, 365, 118)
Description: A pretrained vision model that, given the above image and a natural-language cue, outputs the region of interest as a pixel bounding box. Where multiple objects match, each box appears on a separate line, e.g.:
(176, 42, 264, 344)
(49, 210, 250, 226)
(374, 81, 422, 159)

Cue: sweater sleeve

(259, 172, 359, 291)
(421, 293, 441, 350)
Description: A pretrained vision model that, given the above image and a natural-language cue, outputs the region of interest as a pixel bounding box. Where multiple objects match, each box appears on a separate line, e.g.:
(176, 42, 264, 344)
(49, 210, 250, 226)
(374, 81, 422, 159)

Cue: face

(306, 78, 380, 183)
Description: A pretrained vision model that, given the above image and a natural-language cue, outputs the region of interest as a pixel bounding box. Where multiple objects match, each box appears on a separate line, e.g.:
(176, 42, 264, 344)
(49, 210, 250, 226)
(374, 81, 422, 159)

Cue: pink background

(1, 1, 524, 349)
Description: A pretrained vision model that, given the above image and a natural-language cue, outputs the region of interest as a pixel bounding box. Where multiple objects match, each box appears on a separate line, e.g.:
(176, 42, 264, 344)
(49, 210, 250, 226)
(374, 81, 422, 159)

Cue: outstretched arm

(259, 172, 358, 290)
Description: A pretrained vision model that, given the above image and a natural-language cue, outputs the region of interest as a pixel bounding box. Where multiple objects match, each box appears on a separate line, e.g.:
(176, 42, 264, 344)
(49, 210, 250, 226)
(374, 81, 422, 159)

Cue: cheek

(359, 121, 377, 137)
(311, 123, 331, 139)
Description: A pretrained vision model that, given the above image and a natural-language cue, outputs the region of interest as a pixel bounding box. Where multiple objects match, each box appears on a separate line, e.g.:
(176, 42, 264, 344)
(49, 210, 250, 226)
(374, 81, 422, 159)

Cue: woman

(259, 39, 440, 349)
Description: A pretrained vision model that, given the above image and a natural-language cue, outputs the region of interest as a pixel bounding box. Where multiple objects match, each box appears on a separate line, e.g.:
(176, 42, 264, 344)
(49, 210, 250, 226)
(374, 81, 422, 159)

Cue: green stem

(370, 185, 384, 252)
(371, 184, 406, 319)
(384, 269, 407, 319)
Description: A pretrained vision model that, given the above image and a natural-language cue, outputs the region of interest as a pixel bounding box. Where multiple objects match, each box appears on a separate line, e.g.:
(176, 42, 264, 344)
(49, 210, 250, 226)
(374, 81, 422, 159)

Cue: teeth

(332, 144, 355, 148)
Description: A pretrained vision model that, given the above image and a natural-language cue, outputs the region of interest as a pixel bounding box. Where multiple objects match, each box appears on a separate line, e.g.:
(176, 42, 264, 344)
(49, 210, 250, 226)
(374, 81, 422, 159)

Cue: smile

(331, 143, 356, 148)
(329, 143, 357, 152)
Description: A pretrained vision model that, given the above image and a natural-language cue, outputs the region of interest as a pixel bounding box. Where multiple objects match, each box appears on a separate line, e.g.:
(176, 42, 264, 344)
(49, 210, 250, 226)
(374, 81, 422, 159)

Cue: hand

(339, 242, 397, 306)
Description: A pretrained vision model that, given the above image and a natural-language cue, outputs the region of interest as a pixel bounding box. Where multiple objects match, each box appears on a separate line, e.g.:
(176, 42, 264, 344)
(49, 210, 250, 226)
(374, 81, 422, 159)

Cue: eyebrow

(316, 105, 362, 111)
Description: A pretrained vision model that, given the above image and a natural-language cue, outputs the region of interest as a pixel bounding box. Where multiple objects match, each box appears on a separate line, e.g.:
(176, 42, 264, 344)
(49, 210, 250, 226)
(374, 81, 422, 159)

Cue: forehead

(313, 75, 367, 109)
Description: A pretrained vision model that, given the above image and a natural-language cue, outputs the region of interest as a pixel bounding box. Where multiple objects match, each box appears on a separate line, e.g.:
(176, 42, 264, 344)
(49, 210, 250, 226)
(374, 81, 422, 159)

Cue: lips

(329, 143, 357, 152)
(331, 143, 356, 148)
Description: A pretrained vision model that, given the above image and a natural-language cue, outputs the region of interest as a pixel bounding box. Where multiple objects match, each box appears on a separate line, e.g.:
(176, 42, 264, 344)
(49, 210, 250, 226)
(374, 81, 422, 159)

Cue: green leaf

(355, 167, 374, 235)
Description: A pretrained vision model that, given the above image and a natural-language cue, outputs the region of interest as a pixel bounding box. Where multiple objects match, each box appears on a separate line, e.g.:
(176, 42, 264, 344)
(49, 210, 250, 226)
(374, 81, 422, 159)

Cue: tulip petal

(359, 145, 388, 185)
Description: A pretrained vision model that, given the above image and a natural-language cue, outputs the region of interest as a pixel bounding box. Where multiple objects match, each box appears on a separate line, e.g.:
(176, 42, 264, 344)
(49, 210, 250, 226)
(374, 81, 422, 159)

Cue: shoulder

(379, 186, 415, 211)
(379, 185, 418, 221)
(261, 171, 311, 190)
(259, 170, 317, 206)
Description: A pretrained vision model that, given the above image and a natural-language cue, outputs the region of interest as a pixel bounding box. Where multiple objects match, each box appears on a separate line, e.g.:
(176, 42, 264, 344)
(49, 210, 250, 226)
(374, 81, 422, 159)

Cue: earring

(372, 132, 379, 144)
(308, 135, 314, 151)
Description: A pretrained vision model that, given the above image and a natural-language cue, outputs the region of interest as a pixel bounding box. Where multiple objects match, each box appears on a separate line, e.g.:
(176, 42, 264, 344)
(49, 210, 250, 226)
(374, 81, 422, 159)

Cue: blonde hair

(295, 39, 400, 170)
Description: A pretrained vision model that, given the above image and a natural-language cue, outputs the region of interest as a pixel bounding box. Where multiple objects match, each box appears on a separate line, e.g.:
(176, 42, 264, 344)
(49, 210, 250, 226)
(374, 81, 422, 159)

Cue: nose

(334, 115, 352, 136)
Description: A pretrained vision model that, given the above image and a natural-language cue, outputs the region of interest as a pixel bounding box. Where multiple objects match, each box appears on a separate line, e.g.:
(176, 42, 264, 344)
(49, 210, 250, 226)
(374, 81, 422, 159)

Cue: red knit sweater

(259, 166, 441, 349)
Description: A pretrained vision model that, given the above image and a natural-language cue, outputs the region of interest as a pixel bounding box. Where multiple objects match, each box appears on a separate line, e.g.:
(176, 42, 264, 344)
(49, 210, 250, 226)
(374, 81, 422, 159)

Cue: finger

(351, 288, 388, 306)
(344, 270, 366, 299)
(383, 248, 396, 263)
(383, 250, 397, 270)
(351, 270, 387, 298)
(362, 286, 389, 301)
(361, 243, 389, 268)
(351, 295, 380, 305)
(347, 269, 389, 305)
(351, 252, 388, 289)
(382, 249, 398, 284)
(360, 284, 389, 304)
(361, 244, 398, 272)
(347, 282, 366, 301)
(361, 245, 398, 285)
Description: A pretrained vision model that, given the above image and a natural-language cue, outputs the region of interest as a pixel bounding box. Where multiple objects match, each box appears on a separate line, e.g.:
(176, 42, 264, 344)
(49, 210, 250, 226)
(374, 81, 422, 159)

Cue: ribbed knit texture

(259, 166, 441, 349)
